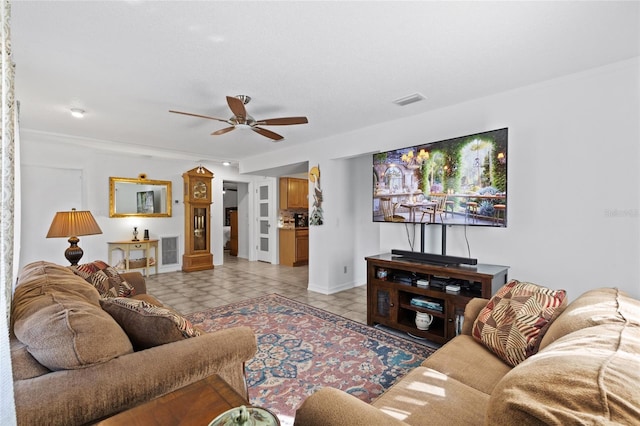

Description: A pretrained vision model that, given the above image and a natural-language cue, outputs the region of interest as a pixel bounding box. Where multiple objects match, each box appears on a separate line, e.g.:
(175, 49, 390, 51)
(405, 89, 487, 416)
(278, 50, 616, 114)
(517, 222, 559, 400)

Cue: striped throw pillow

(472, 280, 567, 367)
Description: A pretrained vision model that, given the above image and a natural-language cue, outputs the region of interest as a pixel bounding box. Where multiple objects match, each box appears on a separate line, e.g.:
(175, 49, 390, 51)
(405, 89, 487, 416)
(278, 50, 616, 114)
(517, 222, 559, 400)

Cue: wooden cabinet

(229, 210, 238, 257)
(366, 253, 508, 344)
(295, 229, 308, 262)
(279, 228, 309, 266)
(279, 178, 309, 210)
(370, 280, 396, 323)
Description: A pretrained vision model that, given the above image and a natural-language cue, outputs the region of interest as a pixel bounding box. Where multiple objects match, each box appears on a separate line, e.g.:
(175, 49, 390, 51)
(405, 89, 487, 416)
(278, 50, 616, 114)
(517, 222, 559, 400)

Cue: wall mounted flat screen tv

(373, 128, 508, 227)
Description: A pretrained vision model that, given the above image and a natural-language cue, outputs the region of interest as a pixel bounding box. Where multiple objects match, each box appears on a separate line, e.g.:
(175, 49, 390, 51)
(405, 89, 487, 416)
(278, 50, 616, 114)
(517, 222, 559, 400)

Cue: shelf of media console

(397, 316, 446, 338)
(399, 302, 446, 318)
(374, 277, 483, 299)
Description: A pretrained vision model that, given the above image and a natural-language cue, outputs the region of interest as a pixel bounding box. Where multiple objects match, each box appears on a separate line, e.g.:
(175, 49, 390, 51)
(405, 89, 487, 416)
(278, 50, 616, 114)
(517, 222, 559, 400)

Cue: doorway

(222, 180, 249, 259)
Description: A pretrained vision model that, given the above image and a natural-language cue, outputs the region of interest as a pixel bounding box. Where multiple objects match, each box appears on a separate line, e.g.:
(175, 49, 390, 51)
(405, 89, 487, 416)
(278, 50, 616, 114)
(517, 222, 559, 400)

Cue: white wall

(19, 132, 258, 270)
(306, 158, 357, 293)
(243, 58, 640, 300)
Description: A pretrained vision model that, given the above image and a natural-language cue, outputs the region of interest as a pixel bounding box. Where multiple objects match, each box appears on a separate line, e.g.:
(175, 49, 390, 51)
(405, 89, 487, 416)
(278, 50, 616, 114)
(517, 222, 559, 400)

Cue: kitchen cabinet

(279, 178, 308, 210)
(279, 228, 308, 266)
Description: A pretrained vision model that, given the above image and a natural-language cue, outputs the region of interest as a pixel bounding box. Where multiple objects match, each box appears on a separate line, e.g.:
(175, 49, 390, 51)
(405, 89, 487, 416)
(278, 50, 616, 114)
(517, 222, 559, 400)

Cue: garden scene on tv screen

(373, 128, 508, 227)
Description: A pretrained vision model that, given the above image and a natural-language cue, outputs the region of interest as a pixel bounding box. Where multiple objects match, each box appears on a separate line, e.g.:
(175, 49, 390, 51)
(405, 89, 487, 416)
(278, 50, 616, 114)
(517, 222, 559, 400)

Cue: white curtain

(0, 0, 17, 423)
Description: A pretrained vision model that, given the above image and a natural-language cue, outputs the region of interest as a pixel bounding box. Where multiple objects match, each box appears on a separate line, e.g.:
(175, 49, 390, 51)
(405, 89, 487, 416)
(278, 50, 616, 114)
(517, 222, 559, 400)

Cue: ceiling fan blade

(226, 96, 247, 121)
(211, 126, 236, 136)
(252, 126, 284, 141)
(255, 117, 309, 126)
(169, 110, 229, 123)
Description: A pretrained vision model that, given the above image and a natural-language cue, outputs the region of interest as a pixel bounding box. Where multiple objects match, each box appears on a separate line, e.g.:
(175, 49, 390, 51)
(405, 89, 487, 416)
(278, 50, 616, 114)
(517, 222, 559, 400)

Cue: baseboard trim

(307, 280, 357, 295)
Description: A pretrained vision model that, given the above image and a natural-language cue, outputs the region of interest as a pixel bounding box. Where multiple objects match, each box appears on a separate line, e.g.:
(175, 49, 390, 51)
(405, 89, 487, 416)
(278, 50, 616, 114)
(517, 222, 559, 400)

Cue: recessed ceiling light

(392, 93, 426, 107)
(70, 108, 85, 118)
(222, 161, 231, 166)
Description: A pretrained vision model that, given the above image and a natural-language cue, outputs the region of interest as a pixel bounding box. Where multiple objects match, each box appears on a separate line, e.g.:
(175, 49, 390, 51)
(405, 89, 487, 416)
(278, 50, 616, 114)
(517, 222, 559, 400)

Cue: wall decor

(109, 175, 172, 218)
(309, 165, 323, 226)
(136, 191, 155, 213)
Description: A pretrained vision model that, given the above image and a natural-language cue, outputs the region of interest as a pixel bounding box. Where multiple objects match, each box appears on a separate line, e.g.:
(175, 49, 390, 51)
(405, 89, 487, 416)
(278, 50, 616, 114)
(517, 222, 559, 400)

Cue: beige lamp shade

(46, 208, 102, 265)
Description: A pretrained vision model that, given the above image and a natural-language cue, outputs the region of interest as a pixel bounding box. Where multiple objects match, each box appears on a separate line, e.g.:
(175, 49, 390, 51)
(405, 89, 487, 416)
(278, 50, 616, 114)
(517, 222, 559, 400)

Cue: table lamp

(46, 208, 103, 265)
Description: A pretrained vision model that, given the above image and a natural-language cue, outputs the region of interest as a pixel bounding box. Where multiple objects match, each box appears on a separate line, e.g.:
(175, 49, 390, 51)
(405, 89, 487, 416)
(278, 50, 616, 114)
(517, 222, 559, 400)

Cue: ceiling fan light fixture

(393, 92, 426, 106)
(235, 95, 251, 105)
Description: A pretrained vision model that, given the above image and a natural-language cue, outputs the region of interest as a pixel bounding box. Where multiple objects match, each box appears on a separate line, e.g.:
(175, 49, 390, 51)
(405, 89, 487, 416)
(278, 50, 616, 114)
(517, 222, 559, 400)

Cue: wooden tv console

(366, 253, 509, 344)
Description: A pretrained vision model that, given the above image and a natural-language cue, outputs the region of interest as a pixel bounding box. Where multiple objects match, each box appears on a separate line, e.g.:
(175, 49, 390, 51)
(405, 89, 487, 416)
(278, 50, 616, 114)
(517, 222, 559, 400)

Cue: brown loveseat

(10, 261, 257, 425)
(295, 287, 640, 425)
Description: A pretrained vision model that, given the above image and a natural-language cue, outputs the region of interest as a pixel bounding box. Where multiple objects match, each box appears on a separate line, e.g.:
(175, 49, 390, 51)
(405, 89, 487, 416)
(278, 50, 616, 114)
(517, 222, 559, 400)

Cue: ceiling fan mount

(169, 95, 308, 141)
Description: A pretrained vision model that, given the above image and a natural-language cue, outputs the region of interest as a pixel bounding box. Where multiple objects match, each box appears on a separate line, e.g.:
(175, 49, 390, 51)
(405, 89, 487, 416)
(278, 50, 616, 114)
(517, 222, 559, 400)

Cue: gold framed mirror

(109, 175, 172, 218)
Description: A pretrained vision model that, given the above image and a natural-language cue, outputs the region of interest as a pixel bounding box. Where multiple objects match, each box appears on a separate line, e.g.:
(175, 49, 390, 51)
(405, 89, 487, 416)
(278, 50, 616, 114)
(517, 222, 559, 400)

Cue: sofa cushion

(131, 293, 165, 306)
(539, 287, 640, 350)
(70, 260, 135, 298)
(422, 334, 512, 395)
(371, 366, 491, 425)
(12, 261, 133, 370)
(100, 297, 202, 350)
(472, 280, 566, 367)
(487, 290, 640, 425)
(10, 336, 51, 380)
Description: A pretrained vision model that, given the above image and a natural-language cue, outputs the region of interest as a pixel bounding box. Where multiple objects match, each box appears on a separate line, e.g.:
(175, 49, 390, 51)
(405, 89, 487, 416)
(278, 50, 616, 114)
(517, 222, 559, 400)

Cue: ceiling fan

(169, 95, 308, 141)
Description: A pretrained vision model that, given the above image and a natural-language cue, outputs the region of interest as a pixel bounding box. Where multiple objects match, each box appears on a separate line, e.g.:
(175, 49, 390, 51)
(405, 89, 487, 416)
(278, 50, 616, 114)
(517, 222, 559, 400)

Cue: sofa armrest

(120, 271, 147, 294)
(294, 387, 408, 426)
(460, 297, 489, 335)
(13, 326, 257, 426)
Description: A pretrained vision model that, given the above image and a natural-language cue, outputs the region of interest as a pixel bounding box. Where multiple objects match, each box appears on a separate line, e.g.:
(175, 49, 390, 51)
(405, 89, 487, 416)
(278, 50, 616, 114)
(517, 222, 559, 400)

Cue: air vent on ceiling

(393, 92, 426, 106)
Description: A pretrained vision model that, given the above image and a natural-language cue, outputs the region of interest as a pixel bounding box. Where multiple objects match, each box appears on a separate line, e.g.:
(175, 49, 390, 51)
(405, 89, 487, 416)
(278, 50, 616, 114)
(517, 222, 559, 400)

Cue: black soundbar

(391, 249, 478, 266)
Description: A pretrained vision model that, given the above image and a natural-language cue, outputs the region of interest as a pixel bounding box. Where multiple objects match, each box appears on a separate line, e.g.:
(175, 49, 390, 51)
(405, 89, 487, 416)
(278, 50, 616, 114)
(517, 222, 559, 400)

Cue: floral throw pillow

(70, 260, 135, 298)
(472, 279, 567, 367)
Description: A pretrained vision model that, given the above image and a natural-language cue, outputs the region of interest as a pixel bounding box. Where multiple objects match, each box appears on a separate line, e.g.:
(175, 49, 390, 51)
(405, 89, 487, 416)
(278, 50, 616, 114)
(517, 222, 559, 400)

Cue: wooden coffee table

(97, 374, 255, 425)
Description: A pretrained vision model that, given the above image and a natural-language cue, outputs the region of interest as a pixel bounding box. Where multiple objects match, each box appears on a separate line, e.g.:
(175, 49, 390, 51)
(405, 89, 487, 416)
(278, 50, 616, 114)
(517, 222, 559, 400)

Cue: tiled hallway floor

(144, 252, 368, 323)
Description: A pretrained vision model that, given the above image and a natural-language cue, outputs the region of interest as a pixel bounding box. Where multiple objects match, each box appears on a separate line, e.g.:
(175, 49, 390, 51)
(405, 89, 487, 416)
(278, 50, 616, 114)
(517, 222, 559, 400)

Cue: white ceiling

(11, 1, 640, 167)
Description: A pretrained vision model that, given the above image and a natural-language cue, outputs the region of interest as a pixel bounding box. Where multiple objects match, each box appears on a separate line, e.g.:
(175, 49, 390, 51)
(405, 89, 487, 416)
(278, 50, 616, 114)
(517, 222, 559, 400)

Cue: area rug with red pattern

(186, 293, 436, 426)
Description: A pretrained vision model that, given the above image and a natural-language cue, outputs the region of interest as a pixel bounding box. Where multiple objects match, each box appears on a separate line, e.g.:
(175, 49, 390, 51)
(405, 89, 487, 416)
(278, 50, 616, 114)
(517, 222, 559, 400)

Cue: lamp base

(65, 236, 84, 266)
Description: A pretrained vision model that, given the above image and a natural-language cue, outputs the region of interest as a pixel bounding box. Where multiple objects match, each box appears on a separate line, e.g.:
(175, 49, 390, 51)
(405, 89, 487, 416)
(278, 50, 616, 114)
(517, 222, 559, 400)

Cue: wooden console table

(96, 374, 256, 425)
(108, 239, 158, 276)
(367, 253, 509, 345)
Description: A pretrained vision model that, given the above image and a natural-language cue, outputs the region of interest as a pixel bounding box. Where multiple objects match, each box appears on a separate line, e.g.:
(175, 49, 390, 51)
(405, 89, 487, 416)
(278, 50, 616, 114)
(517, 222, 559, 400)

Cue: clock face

(193, 181, 207, 199)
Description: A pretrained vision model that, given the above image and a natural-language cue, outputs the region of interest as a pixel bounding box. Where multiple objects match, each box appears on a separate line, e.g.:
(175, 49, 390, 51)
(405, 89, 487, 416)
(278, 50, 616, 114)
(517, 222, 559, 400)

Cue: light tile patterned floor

(144, 253, 368, 323)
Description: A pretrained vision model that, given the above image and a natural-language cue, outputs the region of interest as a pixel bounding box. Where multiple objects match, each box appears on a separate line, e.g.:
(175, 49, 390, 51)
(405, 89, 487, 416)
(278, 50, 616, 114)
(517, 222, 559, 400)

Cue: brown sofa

(10, 261, 257, 425)
(295, 287, 640, 425)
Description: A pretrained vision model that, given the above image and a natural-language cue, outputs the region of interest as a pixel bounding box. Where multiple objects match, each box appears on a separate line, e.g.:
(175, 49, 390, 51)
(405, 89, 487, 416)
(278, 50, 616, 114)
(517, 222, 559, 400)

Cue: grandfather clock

(182, 166, 214, 272)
